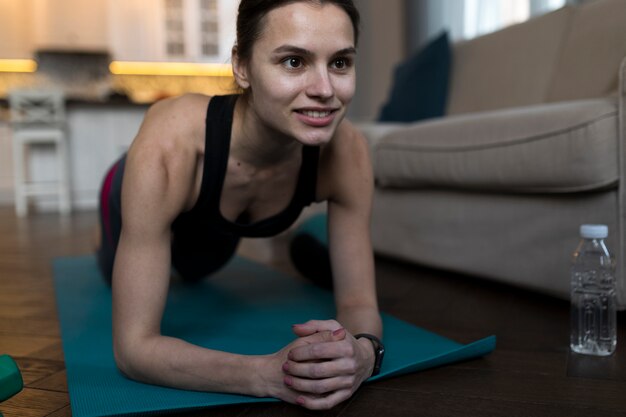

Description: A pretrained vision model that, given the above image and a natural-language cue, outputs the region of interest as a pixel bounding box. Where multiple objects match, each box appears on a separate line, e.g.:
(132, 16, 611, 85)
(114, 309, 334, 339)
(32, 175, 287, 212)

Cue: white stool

(9, 89, 71, 217)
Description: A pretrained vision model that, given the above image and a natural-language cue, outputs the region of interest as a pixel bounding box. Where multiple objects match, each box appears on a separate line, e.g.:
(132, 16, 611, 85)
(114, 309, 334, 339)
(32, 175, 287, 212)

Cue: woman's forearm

(336, 305, 383, 338)
(115, 334, 269, 397)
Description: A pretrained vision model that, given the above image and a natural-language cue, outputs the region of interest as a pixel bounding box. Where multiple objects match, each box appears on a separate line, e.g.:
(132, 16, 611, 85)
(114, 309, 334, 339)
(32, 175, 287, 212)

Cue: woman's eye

(283, 57, 303, 69)
(332, 58, 351, 70)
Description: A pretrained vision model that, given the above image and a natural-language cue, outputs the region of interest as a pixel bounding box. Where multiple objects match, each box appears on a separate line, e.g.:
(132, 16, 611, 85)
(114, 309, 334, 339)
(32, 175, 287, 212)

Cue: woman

(97, 0, 382, 410)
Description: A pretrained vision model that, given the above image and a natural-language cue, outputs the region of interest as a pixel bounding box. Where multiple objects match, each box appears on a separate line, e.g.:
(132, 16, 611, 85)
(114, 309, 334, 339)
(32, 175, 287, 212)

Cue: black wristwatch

(355, 333, 385, 377)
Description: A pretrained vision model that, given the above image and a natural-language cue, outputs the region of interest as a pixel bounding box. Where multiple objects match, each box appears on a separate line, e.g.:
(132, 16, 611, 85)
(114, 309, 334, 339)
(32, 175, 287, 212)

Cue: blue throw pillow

(378, 31, 451, 122)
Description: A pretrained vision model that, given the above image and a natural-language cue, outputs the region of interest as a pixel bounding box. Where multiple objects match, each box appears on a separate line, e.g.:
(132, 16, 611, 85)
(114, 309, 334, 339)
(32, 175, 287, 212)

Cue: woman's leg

(289, 214, 333, 289)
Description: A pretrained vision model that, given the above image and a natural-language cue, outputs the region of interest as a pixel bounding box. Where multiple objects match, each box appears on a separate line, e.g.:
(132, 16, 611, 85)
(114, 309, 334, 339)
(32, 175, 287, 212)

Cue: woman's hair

(235, 0, 360, 63)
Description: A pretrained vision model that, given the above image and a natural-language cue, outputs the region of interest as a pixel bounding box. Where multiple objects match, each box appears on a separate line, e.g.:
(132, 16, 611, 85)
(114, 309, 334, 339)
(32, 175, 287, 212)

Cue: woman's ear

(232, 46, 251, 90)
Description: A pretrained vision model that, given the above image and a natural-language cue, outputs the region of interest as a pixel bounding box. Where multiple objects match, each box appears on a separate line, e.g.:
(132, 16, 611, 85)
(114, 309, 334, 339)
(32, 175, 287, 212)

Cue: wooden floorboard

(0, 206, 624, 416)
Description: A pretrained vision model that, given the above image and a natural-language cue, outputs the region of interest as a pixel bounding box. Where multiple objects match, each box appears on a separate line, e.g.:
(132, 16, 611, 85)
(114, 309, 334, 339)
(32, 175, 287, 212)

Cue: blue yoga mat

(53, 255, 495, 417)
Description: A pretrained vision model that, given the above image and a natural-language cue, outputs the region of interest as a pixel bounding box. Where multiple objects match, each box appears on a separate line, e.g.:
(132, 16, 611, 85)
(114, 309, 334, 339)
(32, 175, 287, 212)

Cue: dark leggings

(289, 232, 333, 289)
(96, 154, 239, 284)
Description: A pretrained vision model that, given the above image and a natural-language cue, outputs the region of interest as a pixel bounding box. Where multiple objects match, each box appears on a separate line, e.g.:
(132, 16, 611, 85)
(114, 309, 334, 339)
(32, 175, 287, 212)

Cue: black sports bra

(177, 94, 320, 238)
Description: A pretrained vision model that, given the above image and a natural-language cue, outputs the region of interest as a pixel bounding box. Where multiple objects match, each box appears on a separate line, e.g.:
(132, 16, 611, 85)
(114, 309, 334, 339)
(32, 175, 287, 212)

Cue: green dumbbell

(0, 354, 23, 406)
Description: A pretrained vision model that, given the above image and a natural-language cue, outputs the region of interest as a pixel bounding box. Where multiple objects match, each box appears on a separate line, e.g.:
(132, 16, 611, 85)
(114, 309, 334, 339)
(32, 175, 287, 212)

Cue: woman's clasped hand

(262, 320, 375, 410)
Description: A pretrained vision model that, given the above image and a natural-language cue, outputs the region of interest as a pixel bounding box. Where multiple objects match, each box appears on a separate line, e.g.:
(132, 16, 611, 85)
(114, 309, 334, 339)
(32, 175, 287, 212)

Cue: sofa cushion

(374, 98, 618, 193)
(547, 0, 626, 102)
(446, 6, 572, 115)
(378, 32, 451, 122)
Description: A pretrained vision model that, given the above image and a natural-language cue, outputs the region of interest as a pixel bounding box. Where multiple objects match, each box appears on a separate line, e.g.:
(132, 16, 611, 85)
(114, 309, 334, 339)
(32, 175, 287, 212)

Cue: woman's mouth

(294, 109, 338, 127)
(300, 110, 332, 118)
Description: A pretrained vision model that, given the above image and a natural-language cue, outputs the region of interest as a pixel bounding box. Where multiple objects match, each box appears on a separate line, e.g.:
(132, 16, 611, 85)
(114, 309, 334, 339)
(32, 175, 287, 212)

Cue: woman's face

(235, 2, 356, 146)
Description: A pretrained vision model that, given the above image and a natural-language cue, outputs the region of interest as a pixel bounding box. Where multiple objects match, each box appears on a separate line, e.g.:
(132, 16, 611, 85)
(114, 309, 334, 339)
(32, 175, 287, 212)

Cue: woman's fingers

(269, 325, 364, 410)
(288, 328, 346, 358)
(284, 374, 355, 395)
(283, 356, 355, 379)
(272, 326, 375, 411)
(291, 319, 342, 337)
(294, 389, 354, 411)
(287, 333, 352, 362)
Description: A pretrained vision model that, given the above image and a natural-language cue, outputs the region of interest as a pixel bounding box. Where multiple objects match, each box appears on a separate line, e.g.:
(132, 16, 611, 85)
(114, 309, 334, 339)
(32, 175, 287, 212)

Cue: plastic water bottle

(570, 224, 617, 356)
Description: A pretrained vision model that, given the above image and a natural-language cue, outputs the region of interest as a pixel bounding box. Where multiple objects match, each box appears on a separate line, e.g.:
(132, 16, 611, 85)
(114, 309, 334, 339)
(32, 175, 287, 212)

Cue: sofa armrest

(373, 98, 619, 193)
(353, 121, 407, 149)
(353, 122, 408, 173)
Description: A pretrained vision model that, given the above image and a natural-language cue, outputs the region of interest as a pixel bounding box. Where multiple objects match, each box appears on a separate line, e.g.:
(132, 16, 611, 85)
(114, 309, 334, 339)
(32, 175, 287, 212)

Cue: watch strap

(354, 333, 384, 377)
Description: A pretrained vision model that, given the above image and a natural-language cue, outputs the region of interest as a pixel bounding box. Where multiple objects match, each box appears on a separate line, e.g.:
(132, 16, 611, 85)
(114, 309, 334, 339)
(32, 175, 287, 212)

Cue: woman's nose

(306, 66, 334, 100)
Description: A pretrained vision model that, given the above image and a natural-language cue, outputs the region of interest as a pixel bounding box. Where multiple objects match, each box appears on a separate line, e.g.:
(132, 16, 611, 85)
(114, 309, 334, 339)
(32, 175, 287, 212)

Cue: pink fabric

(100, 163, 119, 247)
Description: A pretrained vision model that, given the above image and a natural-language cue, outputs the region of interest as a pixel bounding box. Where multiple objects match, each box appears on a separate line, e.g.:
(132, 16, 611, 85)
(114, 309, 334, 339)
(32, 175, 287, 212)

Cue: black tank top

(175, 94, 320, 238)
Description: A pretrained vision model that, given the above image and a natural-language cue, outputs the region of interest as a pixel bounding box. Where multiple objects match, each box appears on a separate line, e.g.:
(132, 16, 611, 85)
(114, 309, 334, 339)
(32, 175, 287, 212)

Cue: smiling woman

(95, 0, 383, 412)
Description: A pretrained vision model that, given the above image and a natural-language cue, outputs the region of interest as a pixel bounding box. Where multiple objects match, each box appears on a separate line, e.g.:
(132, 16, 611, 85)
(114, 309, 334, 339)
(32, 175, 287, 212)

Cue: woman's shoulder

(132, 94, 210, 149)
(124, 94, 214, 212)
(323, 118, 369, 160)
(317, 118, 372, 201)
(128, 93, 213, 178)
(144, 93, 211, 128)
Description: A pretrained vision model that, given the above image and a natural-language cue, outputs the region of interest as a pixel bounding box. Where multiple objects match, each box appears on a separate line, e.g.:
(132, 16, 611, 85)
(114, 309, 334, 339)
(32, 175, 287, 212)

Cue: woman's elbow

(113, 337, 145, 381)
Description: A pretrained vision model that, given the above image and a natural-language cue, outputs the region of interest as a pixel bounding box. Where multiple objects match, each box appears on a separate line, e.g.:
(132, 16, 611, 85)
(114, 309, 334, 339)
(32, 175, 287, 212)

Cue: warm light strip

(109, 61, 233, 77)
(0, 59, 38, 73)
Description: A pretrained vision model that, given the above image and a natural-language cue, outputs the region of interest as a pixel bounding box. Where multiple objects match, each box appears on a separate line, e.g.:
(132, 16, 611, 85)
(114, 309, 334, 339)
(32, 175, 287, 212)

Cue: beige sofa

(361, 0, 626, 307)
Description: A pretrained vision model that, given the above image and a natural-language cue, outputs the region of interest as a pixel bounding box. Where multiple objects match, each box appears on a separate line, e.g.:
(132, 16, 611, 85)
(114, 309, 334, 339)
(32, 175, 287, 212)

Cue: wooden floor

(0, 206, 625, 416)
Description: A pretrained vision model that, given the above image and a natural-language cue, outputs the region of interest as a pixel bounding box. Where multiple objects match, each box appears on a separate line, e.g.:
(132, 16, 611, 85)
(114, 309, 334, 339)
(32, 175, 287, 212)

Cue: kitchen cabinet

(31, 0, 109, 51)
(0, 0, 236, 61)
(107, 0, 165, 62)
(0, 0, 108, 57)
(0, 0, 34, 58)
(108, 0, 236, 63)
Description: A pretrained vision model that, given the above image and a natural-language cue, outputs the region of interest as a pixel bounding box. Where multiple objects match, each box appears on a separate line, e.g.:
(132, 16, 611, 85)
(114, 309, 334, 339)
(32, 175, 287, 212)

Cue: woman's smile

(294, 107, 339, 127)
